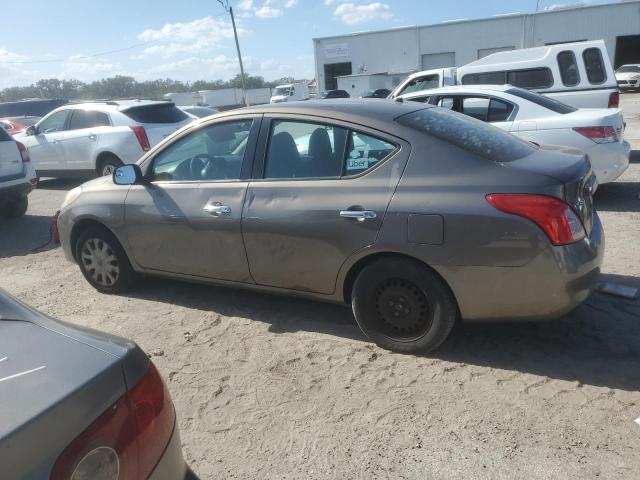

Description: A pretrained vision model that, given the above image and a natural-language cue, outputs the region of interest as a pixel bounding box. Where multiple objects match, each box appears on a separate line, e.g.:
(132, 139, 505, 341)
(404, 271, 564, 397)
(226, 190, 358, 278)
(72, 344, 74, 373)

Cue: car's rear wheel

(351, 257, 458, 353)
(75, 225, 136, 293)
(98, 154, 123, 177)
(1, 194, 28, 218)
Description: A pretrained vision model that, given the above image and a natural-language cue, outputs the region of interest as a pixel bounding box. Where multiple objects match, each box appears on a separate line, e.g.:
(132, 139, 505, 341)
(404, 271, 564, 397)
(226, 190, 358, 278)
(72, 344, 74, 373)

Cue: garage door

(421, 52, 455, 70)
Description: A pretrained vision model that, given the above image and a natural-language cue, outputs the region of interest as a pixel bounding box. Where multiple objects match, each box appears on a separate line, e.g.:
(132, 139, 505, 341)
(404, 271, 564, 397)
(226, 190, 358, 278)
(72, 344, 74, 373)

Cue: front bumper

(438, 213, 604, 322)
(587, 140, 630, 184)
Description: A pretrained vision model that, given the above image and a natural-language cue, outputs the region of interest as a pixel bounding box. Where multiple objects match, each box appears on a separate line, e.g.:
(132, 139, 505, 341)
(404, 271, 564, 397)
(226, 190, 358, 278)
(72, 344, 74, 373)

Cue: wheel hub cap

(81, 238, 120, 287)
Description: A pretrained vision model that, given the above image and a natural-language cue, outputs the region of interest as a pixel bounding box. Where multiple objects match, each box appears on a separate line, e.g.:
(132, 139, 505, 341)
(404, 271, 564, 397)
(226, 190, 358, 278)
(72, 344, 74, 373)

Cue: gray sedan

(0, 289, 191, 479)
(57, 99, 603, 353)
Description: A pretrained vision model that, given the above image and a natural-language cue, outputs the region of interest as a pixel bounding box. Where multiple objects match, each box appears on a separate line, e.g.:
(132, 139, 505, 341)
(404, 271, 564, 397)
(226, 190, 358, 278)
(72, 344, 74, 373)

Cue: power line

(3, 12, 229, 65)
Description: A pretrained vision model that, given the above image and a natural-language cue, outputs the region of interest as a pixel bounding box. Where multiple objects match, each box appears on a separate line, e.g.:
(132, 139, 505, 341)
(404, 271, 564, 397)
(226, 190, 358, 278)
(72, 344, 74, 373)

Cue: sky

(0, 0, 623, 89)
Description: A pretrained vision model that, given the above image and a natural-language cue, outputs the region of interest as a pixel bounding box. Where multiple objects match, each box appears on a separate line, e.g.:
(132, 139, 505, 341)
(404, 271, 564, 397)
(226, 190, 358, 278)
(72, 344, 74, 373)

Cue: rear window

(397, 107, 535, 162)
(583, 48, 606, 84)
(557, 51, 580, 87)
(122, 104, 189, 124)
(505, 87, 577, 114)
(0, 126, 12, 141)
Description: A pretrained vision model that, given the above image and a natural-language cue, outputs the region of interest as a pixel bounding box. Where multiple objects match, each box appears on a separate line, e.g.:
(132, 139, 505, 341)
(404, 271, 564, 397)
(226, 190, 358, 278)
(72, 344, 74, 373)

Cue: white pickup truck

(390, 40, 619, 109)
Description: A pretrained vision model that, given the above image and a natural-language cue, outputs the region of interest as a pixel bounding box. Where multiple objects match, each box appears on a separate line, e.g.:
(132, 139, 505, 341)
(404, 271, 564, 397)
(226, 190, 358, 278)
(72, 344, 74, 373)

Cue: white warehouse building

(313, 1, 640, 96)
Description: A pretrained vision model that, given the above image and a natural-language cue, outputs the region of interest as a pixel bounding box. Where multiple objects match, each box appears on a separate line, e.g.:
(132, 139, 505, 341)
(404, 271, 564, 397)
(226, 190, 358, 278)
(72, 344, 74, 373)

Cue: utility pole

(217, 0, 249, 106)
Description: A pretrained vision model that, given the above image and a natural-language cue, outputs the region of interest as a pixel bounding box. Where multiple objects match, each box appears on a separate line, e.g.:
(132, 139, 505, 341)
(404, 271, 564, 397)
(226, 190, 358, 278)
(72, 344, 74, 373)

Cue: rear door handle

(339, 210, 377, 220)
(203, 204, 231, 216)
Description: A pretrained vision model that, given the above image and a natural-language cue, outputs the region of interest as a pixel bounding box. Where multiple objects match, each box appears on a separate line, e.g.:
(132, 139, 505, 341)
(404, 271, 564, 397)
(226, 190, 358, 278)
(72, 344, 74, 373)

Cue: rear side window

(69, 110, 111, 130)
(397, 107, 535, 163)
(0, 126, 12, 141)
(583, 48, 606, 84)
(505, 87, 577, 114)
(557, 51, 580, 86)
(123, 104, 189, 124)
(399, 74, 440, 95)
(461, 71, 505, 85)
(488, 99, 514, 122)
(506, 68, 553, 89)
(345, 131, 396, 176)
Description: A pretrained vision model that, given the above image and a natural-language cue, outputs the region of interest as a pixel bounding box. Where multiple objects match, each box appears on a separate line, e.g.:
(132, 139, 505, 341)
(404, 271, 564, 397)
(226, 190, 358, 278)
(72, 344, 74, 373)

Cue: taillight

(50, 363, 175, 480)
(486, 194, 586, 246)
(16, 141, 30, 162)
(608, 91, 619, 108)
(572, 126, 617, 144)
(129, 126, 150, 152)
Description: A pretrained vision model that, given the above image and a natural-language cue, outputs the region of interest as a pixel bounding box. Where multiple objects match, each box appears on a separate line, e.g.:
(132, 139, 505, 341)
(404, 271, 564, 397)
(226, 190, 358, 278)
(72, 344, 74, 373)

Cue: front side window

(150, 120, 253, 182)
(583, 48, 606, 84)
(506, 68, 553, 89)
(399, 74, 440, 95)
(557, 51, 580, 87)
(68, 110, 111, 130)
(37, 110, 69, 134)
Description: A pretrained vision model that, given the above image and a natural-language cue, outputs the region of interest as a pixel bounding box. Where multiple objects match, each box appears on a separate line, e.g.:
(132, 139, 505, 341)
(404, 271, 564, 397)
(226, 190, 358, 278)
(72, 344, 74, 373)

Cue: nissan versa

(57, 100, 603, 353)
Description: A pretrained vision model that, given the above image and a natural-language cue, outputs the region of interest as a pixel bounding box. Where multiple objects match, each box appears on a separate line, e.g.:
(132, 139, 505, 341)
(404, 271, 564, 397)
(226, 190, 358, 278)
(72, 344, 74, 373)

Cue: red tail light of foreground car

(50, 363, 175, 480)
(486, 193, 586, 246)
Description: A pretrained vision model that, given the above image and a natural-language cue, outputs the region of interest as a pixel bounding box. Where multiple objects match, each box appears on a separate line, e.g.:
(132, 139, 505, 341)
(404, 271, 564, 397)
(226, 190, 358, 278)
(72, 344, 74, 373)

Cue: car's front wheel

(98, 154, 124, 177)
(1, 194, 28, 218)
(75, 225, 136, 293)
(351, 257, 458, 353)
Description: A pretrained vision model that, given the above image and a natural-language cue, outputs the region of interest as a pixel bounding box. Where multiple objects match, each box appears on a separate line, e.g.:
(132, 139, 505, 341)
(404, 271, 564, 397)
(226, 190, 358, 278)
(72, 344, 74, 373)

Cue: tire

(1, 195, 28, 218)
(97, 154, 123, 177)
(351, 257, 458, 354)
(75, 225, 136, 293)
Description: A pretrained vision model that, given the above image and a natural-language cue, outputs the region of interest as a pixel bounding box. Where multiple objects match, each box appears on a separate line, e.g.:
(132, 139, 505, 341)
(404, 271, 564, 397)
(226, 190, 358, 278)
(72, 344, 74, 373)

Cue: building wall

(313, 1, 640, 89)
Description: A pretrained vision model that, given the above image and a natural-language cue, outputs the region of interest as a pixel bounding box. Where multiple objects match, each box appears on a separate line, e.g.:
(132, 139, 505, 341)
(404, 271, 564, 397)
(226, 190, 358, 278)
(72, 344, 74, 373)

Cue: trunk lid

(0, 131, 23, 179)
(505, 144, 596, 235)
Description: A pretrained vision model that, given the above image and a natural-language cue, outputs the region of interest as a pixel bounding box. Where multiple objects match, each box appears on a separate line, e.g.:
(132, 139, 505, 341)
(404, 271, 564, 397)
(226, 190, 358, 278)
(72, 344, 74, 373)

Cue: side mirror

(113, 164, 143, 186)
(25, 126, 36, 136)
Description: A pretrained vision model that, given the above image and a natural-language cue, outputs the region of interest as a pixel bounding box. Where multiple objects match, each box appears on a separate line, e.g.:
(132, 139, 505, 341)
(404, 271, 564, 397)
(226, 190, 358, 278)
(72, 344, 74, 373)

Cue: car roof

(59, 100, 175, 112)
(236, 98, 430, 122)
(401, 85, 515, 98)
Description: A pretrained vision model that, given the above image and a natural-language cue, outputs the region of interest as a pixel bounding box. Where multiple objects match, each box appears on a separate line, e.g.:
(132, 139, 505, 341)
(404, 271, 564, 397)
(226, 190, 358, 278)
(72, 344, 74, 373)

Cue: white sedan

(400, 85, 630, 185)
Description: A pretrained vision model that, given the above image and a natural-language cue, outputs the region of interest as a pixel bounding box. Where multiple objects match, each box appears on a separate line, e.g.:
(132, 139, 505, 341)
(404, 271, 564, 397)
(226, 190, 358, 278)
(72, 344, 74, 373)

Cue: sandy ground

(1, 95, 639, 479)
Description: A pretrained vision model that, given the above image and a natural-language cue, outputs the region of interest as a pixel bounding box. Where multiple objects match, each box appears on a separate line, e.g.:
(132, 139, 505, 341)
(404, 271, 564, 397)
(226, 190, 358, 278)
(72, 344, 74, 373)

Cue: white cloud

(0, 46, 29, 63)
(238, 0, 254, 10)
(255, 5, 283, 18)
(333, 2, 392, 25)
(136, 16, 246, 58)
(284, 0, 298, 7)
(324, 0, 337, 4)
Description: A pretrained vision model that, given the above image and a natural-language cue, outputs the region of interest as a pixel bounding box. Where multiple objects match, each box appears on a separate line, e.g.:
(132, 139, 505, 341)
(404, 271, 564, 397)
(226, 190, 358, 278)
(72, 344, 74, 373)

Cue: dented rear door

(241, 115, 410, 295)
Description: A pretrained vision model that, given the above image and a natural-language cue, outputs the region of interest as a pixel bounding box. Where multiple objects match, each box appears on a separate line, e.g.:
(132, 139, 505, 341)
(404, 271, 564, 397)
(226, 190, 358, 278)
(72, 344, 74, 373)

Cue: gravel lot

(1, 95, 639, 479)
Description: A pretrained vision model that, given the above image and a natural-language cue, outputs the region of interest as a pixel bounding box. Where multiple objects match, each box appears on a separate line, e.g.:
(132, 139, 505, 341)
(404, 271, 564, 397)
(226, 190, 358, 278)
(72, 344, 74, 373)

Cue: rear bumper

(438, 213, 604, 322)
(587, 141, 630, 184)
(149, 420, 191, 480)
(0, 178, 33, 202)
(0, 164, 37, 201)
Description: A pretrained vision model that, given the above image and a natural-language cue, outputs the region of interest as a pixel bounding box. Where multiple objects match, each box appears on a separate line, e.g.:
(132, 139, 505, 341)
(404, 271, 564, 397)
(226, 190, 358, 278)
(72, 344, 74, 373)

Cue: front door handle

(340, 210, 377, 220)
(88, 134, 97, 140)
(203, 204, 231, 216)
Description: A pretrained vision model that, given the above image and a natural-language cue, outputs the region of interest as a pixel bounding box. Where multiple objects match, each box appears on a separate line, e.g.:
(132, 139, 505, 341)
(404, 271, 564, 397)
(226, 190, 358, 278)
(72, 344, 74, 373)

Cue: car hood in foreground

(0, 289, 148, 479)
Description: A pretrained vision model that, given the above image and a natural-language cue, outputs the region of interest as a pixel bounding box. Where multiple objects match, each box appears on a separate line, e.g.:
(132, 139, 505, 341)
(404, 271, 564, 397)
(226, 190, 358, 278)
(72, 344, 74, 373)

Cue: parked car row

(14, 100, 192, 177)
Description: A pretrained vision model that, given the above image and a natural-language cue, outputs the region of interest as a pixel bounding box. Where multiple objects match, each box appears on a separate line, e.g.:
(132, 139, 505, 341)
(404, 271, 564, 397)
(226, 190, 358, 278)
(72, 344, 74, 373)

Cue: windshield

(505, 87, 577, 115)
(398, 74, 440, 95)
(274, 87, 292, 96)
(616, 65, 640, 73)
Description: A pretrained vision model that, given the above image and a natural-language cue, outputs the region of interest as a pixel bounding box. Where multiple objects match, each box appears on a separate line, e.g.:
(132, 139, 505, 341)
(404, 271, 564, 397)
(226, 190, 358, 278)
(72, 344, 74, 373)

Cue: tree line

(0, 74, 298, 102)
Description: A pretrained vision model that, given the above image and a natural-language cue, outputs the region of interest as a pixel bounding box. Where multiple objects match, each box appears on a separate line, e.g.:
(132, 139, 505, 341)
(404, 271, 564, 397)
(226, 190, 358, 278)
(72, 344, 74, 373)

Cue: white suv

(18, 100, 193, 177)
(0, 127, 37, 218)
